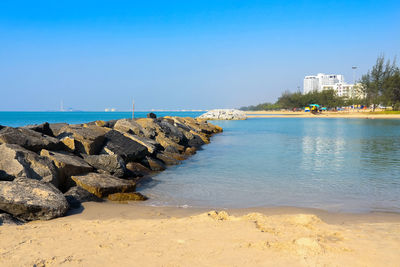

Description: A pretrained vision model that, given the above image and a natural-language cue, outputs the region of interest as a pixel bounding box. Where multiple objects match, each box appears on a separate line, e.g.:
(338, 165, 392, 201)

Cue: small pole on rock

(132, 99, 135, 119)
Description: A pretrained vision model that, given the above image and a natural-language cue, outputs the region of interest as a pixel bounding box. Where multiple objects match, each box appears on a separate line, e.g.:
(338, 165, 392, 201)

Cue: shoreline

(70, 201, 400, 224)
(245, 110, 400, 119)
(1, 203, 400, 266)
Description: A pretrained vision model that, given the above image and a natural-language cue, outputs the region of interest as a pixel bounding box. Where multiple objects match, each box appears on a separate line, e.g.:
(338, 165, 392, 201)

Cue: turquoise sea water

(0, 111, 202, 127)
(1, 112, 400, 213)
(140, 118, 400, 213)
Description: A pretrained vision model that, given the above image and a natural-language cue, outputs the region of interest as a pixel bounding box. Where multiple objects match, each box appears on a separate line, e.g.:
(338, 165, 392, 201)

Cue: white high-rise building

(303, 76, 319, 94)
(303, 73, 362, 98)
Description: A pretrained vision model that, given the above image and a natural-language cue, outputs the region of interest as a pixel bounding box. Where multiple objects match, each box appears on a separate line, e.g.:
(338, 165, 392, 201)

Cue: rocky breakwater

(198, 109, 247, 120)
(0, 115, 222, 224)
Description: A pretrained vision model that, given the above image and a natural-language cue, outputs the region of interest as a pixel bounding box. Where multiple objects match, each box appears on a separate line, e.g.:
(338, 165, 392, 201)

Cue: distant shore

(245, 110, 400, 119)
(1, 203, 400, 266)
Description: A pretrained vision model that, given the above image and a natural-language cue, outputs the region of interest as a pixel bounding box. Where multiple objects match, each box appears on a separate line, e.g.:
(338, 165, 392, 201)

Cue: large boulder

(155, 134, 185, 153)
(64, 186, 103, 209)
(0, 127, 63, 152)
(57, 125, 108, 155)
(134, 118, 161, 139)
(48, 123, 69, 137)
(102, 130, 148, 162)
(0, 144, 59, 187)
(156, 118, 187, 145)
(40, 149, 93, 190)
(0, 178, 69, 221)
(82, 154, 126, 178)
(71, 173, 136, 198)
(122, 132, 159, 154)
(22, 122, 54, 137)
(173, 117, 223, 135)
(113, 119, 145, 136)
(198, 109, 247, 120)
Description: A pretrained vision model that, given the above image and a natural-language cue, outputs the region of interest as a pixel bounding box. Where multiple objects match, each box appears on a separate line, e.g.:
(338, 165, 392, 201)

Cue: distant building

(303, 73, 363, 99)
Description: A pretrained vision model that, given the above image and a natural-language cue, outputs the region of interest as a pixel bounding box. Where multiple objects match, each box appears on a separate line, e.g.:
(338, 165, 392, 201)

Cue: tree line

(240, 55, 400, 111)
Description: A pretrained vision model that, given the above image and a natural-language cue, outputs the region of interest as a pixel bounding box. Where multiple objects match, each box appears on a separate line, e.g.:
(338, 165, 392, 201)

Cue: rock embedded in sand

(40, 149, 93, 189)
(71, 172, 136, 198)
(102, 130, 149, 162)
(0, 177, 69, 221)
(0, 144, 59, 187)
(198, 109, 247, 120)
(107, 192, 148, 201)
(0, 213, 23, 225)
(0, 127, 63, 152)
(64, 186, 103, 209)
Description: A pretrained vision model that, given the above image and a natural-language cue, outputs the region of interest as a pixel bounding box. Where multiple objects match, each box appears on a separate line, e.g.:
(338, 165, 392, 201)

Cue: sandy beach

(1, 203, 400, 267)
(245, 110, 400, 119)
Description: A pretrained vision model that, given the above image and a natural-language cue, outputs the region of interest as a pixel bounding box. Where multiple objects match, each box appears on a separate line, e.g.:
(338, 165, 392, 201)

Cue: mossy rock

(107, 192, 148, 202)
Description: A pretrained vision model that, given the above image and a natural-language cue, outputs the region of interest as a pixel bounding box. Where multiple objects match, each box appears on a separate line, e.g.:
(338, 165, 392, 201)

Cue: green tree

(361, 55, 398, 110)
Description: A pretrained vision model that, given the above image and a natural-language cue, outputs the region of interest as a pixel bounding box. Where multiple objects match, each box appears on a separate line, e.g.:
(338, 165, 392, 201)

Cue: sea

(1, 111, 400, 213)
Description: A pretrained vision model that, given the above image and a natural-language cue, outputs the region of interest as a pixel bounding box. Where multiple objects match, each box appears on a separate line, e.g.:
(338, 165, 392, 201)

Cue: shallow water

(140, 118, 400, 213)
(2, 112, 400, 213)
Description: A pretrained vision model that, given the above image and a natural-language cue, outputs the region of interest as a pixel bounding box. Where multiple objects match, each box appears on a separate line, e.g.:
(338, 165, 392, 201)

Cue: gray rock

(0, 213, 23, 226)
(102, 130, 148, 162)
(57, 125, 108, 155)
(122, 132, 159, 154)
(71, 172, 136, 198)
(0, 144, 59, 187)
(0, 178, 69, 221)
(22, 122, 54, 137)
(82, 154, 126, 178)
(40, 149, 93, 190)
(104, 120, 118, 128)
(187, 134, 206, 148)
(48, 123, 69, 137)
(156, 119, 187, 145)
(147, 112, 157, 119)
(0, 127, 63, 152)
(64, 186, 103, 209)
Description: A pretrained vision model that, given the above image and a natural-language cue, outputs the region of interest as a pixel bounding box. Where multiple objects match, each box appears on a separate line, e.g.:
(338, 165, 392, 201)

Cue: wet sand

(1, 202, 400, 266)
(245, 110, 400, 119)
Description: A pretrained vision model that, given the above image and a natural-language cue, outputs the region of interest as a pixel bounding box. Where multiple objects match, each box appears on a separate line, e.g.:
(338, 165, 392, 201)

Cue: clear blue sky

(0, 0, 399, 111)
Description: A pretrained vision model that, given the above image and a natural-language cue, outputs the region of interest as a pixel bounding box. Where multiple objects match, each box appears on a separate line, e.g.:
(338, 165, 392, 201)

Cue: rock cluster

(0, 116, 222, 223)
(198, 109, 247, 120)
